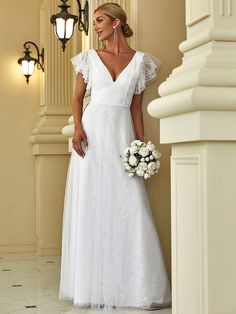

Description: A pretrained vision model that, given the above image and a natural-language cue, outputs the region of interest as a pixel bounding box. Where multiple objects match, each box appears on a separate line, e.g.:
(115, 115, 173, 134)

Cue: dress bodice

(71, 49, 161, 108)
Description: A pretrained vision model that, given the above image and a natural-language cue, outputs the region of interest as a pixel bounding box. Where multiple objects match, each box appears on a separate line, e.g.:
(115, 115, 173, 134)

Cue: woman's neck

(104, 33, 131, 55)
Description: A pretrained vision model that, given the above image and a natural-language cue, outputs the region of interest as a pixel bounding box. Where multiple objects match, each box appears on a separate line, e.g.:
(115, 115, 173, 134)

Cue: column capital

(148, 0, 236, 143)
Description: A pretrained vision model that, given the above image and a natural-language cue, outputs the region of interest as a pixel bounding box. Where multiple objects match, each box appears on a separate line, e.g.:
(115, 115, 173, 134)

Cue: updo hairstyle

(94, 3, 133, 38)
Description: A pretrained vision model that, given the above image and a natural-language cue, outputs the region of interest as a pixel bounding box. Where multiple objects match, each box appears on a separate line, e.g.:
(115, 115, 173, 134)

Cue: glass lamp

(51, 0, 89, 52)
(18, 41, 44, 84)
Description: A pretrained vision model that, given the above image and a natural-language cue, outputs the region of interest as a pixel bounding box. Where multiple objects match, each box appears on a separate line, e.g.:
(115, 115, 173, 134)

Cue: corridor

(0, 253, 171, 314)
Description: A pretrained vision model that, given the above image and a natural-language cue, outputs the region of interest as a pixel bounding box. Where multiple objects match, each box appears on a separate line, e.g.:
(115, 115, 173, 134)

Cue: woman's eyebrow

(93, 16, 103, 24)
(95, 16, 103, 20)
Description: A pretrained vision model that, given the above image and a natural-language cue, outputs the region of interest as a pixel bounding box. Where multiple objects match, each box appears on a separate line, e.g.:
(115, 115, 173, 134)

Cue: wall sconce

(18, 41, 44, 84)
(50, 0, 89, 52)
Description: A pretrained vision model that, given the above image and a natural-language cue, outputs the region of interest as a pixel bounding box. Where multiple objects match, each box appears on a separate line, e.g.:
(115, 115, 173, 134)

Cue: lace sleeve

(71, 50, 90, 88)
(134, 52, 162, 95)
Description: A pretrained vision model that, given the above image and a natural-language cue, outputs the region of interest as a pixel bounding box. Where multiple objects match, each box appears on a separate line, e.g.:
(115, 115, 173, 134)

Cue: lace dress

(58, 49, 171, 312)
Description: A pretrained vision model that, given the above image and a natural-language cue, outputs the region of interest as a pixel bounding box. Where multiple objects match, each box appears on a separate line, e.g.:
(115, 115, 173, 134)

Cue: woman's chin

(98, 35, 108, 41)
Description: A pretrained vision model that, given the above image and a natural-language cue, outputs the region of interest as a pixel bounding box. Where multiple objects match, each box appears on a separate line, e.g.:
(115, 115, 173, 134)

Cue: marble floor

(0, 253, 171, 314)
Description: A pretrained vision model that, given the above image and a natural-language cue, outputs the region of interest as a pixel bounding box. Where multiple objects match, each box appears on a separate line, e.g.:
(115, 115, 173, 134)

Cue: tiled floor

(0, 253, 171, 314)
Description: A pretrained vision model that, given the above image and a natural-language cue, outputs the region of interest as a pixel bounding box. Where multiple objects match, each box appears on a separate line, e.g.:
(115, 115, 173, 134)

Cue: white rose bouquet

(121, 140, 161, 179)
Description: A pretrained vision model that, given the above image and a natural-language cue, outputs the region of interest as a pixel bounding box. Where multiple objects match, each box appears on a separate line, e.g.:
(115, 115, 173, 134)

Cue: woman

(59, 2, 171, 312)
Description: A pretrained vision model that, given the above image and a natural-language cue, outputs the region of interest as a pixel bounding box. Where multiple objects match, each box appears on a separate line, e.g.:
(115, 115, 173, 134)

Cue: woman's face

(93, 10, 115, 41)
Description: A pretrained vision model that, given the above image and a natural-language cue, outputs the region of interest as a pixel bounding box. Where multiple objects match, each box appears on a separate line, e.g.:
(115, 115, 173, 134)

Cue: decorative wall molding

(186, 0, 210, 26)
(171, 155, 202, 313)
(179, 0, 236, 53)
(220, 0, 232, 16)
(149, 40, 236, 128)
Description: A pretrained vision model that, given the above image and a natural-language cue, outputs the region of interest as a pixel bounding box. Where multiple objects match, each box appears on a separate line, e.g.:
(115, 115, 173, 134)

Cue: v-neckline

(92, 49, 137, 83)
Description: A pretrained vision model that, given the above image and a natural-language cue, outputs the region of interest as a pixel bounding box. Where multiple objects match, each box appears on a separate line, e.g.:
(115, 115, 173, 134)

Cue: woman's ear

(113, 18, 121, 29)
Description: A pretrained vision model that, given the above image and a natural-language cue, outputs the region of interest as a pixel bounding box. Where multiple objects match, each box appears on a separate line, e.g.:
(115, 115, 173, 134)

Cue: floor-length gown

(58, 49, 171, 312)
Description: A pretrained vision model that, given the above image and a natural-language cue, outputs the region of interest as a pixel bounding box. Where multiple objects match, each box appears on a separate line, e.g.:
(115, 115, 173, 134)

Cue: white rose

(146, 142, 155, 152)
(147, 169, 155, 176)
(152, 149, 161, 159)
(148, 161, 157, 171)
(131, 140, 142, 146)
(125, 164, 131, 170)
(130, 146, 139, 154)
(145, 157, 149, 162)
(150, 155, 154, 160)
(129, 155, 138, 166)
(144, 173, 150, 180)
(139, 147, 149, 157)
(136, 169, 144, 176)
(138, 162, 148, 171)
(128, 172, 135, 177)
(123, 147, 130, 155)
(141, 158, 145, 162)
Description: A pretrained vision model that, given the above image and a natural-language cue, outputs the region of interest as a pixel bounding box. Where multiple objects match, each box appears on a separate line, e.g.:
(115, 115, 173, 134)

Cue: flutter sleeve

(71, 50, 90, 89)
(134, 52, 162, 95)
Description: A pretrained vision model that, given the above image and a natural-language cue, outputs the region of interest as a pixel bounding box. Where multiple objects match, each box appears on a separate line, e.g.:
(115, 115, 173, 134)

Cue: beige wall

(0, 0, 186, 267)
(0, 0, 41, 251)
(137, 0, 186, 279)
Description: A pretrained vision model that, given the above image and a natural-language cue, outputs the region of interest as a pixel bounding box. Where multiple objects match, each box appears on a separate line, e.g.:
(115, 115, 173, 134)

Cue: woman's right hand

(72, 126, 88, 157)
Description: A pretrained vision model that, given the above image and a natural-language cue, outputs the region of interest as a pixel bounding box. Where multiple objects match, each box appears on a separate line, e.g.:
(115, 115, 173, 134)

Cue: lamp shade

(54, 17, 75, 39)
(21, 60, 36, 76)
(50, 0, 78, 51)
(17, 41, 44, 84)
(18, 47, 38, 84)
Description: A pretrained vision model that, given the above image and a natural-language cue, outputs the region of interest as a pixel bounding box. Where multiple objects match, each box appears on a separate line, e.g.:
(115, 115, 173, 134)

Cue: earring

(100, 39, 106, 51)
(112, 26, 118, 53)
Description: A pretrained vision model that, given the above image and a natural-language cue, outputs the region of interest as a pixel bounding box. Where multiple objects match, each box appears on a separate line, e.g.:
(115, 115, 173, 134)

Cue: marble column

(148, 0, 236, 313)
(29, 0, 74, 256)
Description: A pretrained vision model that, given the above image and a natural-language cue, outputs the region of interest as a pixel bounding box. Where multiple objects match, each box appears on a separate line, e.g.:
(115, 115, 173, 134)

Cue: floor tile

(8, 310, 35, 314)
(0, 253, 171, 314)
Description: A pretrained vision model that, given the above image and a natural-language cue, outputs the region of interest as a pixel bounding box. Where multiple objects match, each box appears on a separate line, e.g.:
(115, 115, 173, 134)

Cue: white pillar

(148, 0, 236, 313)
(29, 0, 74, 256)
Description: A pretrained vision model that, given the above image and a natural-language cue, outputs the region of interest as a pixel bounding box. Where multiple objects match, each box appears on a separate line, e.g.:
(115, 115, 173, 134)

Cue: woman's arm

(130, 92, 145, 141)
(72, 74, 88, 157)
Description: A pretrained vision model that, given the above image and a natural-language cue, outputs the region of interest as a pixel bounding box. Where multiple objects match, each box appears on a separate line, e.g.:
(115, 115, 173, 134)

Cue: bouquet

(121, 140, 161, 179)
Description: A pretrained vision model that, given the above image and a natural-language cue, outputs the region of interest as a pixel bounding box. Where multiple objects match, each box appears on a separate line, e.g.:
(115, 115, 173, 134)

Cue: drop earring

(112, 26, 118, 54)
(100, 39, 106, 51)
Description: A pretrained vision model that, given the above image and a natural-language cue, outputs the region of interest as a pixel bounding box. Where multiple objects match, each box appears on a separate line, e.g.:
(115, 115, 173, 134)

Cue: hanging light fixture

(50, 0, 89, 52)
(17, 41, 44, 84)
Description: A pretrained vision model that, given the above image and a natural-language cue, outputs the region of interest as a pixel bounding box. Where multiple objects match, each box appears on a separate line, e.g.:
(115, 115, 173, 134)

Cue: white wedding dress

(58, 49, 171, 312)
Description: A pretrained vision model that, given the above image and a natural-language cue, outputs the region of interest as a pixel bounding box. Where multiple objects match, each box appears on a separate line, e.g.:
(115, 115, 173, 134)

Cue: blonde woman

(59, 2, 171, 312)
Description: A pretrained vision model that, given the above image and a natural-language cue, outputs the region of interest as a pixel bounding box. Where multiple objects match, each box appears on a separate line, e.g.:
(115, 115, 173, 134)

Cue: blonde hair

(94, 3, 133, 38)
